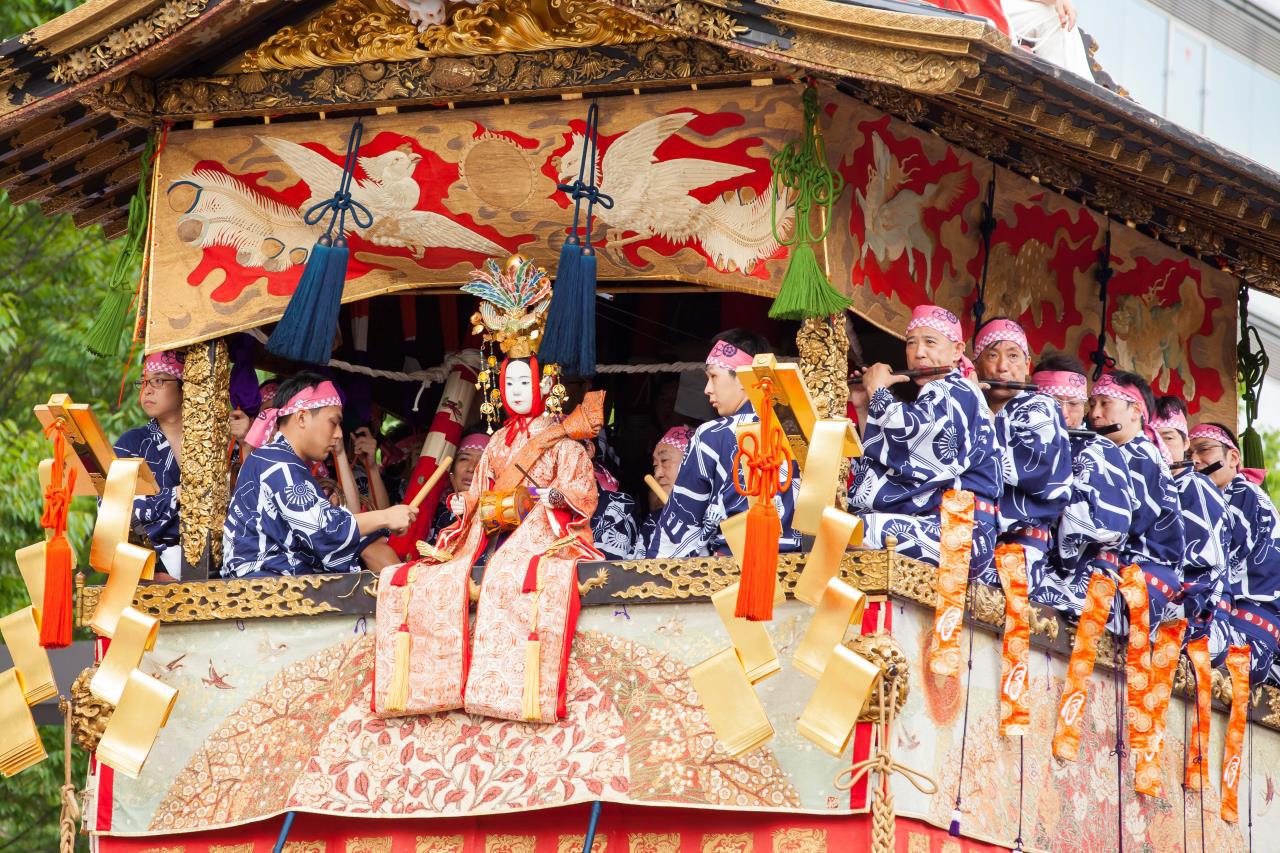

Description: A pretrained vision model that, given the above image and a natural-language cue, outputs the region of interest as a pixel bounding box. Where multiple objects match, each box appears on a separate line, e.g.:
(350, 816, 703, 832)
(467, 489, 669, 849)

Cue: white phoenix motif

(555, 112, 791, 275)
(856, 132, 969, 290)
(170, 135, 504, 271)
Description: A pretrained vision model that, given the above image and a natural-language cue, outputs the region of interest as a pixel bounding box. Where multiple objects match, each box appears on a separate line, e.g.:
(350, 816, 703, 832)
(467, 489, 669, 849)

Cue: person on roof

(223, 371, 416, 577)
(847, 304, 1003, 579)
(647, 329, 802, 559)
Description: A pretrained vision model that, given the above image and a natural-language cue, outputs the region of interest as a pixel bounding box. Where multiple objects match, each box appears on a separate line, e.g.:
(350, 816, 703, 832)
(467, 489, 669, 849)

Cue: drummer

(648, 329, 802, 558)
(973, 317, 1071, 591)
(848, 305, 1002, 578)
(223, 372, 417, 577)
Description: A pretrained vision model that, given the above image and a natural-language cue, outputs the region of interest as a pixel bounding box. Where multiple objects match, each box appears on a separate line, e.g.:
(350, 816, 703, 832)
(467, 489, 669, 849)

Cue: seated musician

(848, 305, 1002, 577)
(636, 426, 693, 558)
(648, 329, 802, 558)
(1152, 398, 1230, 653)
(114, 350, 186, 580)
(1188, 422, 1280, 677)
(426, 431, 489, 541)
(223, 372, 416, 577)
(1088, 372, 1185, 626)
(587, 438, 640, 560)
(973, 318, 1071, 591)
(1031, 353, 1132, 616)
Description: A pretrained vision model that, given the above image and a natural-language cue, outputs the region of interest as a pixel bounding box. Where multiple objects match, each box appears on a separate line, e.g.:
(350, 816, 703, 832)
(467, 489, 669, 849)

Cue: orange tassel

(736, 497, 781, 621)
(39, 424, 76, 649)
(39, 536, 74, 649)
(732, 376, 793, 622)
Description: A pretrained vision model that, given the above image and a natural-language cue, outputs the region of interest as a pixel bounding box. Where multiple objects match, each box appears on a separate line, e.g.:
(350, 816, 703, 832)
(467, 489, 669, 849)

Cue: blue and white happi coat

(1036, 432, 1133, 616)
(848, 373, 1003, 582)
(1217, 476, 1280, 679)
(114, 420, 181, 568)
(634, 512, 658, 559)
(592, 488, 640, 561)
(992, 391, 1072, 591)
(222, 434, 381, 577)
(1116, 436, 1185, 625)
(648, 401, 801, 559)
(1171, 468, 1230, 650)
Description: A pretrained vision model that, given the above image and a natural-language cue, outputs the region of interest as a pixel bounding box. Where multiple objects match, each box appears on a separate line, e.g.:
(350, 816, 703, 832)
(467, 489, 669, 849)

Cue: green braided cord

(85, 134, 158, 358)
(1238, 287, 1269, 470)
(768, 85, 851, 320)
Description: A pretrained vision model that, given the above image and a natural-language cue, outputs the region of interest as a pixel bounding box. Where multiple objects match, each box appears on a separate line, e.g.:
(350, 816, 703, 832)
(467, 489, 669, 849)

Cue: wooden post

(179, 339, 230, 580)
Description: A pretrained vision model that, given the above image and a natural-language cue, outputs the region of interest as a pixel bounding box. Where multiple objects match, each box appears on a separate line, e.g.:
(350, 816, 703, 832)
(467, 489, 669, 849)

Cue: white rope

(245, 328, 709, 409)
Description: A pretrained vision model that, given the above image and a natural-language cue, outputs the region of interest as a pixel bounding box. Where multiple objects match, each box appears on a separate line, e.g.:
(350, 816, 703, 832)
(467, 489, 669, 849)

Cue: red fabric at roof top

(922, 0, 1011, 34)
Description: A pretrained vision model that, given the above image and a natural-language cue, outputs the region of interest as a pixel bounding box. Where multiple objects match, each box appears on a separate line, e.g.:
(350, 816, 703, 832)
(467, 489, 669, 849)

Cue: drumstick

(408, 456, 453, 509)
(645, 474, 669, 505)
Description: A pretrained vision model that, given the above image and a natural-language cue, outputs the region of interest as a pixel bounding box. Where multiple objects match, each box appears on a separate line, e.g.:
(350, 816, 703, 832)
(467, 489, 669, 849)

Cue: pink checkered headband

(143, 350, 184, 380)
(658, 426, 694, 452)
(458, 433, 490, 453)
(1188, 424, 1267, 484)
(244, 380, 343, 448)
(1090, 373, 1148, 420)
(904, 304, 963, 344)
(706, 339, 754, 373)
(1032, 370, 1088, 402)
(1149, 410, 1189, 437)
(974, 319, 1028, 359)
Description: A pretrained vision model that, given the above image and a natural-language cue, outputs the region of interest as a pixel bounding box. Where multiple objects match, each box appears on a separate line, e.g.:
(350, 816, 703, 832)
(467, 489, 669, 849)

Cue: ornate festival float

(3, 1, 1280, 850)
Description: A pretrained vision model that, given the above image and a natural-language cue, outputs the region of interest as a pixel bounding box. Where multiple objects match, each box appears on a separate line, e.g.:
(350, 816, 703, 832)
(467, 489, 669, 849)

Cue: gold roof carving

(241, 0, 671, 72)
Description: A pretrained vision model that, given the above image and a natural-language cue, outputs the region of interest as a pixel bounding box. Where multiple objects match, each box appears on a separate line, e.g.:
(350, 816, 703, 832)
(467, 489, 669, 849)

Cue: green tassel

(1242, 425, 1265, 471)
(84, 285, 134, 359)
(768, 242, 851, 320)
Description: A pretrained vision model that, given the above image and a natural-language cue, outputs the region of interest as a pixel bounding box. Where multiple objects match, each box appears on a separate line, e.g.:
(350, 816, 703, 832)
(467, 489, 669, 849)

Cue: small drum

(478, 486, 535, 534)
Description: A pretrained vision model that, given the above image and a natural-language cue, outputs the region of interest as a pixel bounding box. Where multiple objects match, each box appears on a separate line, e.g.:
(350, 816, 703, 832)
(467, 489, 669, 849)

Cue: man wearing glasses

(1188, 423, 1280, 679)
(113, 350, 186, 580)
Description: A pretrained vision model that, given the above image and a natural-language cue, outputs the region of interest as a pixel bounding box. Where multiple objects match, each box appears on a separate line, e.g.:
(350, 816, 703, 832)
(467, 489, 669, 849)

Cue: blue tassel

(541, 233, 584, 371)
(576, 246, 597, 376)
(267, 237, 348, 365)
(949, 807, 962, 837)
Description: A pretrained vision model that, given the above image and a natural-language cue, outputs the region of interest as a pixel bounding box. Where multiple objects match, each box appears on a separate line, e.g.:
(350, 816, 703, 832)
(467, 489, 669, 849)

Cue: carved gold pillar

(797, 315, 850, 503)
(180, 339, 230, 576)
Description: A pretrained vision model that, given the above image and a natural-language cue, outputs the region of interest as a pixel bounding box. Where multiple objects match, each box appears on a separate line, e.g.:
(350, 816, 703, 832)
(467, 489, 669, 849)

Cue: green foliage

(0, 5, 137, 845)
(1256, 427, 1280, 509)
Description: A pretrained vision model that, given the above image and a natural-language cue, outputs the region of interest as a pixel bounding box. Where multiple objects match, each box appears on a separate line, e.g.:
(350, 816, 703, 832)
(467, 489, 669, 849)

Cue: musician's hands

(847, 371, 870, 410)
(448, 493, 466, 516)
(352, 429, 378, 464)
(381, 504, 418, 535)
(228, 409, 252, 442)
(862, 362, 906, 398)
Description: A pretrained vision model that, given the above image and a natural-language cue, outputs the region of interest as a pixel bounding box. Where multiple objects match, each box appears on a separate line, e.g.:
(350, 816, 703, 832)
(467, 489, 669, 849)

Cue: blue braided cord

(303, 119, 374, 238)
(556, 101, 614, 248)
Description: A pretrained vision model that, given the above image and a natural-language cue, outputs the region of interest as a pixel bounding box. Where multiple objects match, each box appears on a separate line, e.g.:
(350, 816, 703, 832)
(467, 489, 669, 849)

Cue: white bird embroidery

(555, 112, 790, 275)
(171, 135, 505, 270)
(856, 133, 969, 292)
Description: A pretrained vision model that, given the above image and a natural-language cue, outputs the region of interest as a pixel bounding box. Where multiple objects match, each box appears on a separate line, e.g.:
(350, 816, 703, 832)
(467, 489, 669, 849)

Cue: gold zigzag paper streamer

(14, 543, 46, 610)
(688, 648, 774, 756)
(791, 419, 850, 535)
(96, 669, 177, 779)
(89, 459, 158, 637)
(794, 507, 862, 606)
(0, 607, 57, 705)
(793, 578, 866, 680)
(90, 606, 159, 706)
(797, 644, 882, 756)
(711, 583, 781, 684)
(0, 668, 46, 777)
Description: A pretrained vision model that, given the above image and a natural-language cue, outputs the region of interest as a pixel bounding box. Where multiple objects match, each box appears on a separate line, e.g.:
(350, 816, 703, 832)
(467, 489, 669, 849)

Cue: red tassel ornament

(39, 422, 77, 649)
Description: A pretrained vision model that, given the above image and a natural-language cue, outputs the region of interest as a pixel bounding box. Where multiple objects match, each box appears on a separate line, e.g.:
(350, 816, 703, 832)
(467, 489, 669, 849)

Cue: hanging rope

(1238, 287, 1269, 470)
(1090, 224, 1117, 380)
(971, 166, 998, 344)
(949, 588, 979, 837)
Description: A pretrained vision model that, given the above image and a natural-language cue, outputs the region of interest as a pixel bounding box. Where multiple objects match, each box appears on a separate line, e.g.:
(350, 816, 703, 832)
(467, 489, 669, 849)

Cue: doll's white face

(504, 360, 535, 415)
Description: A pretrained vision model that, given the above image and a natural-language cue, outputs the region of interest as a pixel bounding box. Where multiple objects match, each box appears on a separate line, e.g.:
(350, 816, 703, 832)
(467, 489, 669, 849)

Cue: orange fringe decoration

(928, 490, 975, 678)
(1053, 572, 1116, 761)
(994, 544, 1031, 737)
(731, 377, 793, 621)
(1184, 635, 1213, 791)
(1220, 645, 1251, 823)
(39, 422, 77, 649)
(1135, 618, 1186, 797)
